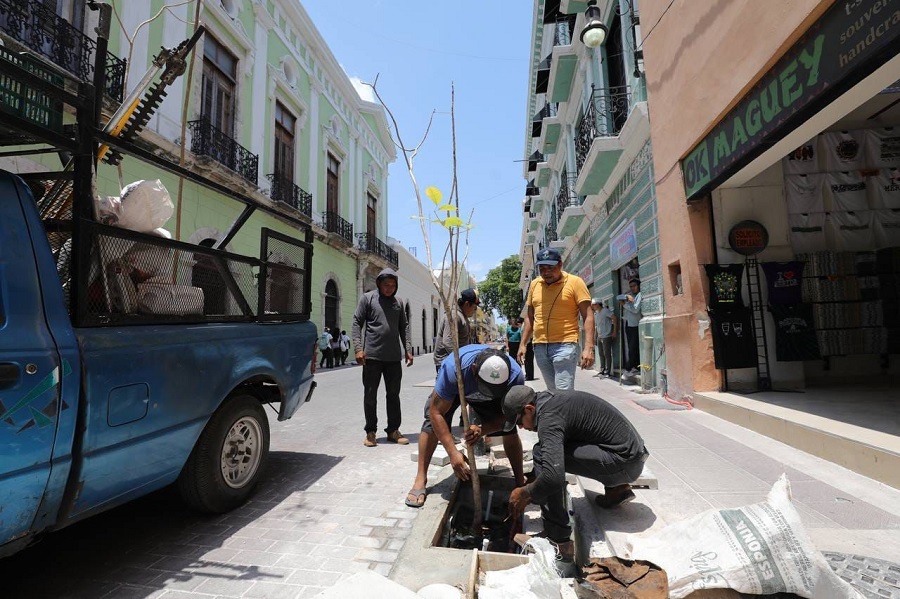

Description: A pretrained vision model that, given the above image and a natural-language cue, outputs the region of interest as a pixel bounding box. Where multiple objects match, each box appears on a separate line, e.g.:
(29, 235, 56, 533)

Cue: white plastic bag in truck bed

(619, 475, 862, 599)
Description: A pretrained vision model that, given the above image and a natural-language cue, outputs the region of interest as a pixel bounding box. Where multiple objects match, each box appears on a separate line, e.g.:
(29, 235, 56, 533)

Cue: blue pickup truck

(0, 172, 317, 558)
(0, 9, 318, 558)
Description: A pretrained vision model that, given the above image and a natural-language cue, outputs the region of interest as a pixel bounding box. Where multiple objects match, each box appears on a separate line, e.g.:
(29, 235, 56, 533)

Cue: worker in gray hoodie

(352, 268, 414, 447)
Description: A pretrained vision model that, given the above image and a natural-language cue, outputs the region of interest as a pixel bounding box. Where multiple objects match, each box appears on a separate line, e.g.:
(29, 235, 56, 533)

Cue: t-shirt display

(708, 308, 757, 369)
(704, 264, 745, 308)
(864, 127, 900, 169)
(874, 209, 900, 249)
(789, 212, 827, 253)
(782, 139, 819, 175)
(769, 304, 821, 362)
(784, 174, 825, 214)
(761, 261, 804, 305)
(829, 210, 873, 252)
(826, 171, 869, 212)
(821, 130, 867, 172)
(869, 169, 900, 209)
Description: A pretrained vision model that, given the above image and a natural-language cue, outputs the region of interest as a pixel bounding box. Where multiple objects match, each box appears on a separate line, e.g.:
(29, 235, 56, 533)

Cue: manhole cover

(825, 552, 900, 598)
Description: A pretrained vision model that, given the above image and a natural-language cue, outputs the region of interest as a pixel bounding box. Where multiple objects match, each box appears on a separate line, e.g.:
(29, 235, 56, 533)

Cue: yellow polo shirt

(526, 272, 591, 343)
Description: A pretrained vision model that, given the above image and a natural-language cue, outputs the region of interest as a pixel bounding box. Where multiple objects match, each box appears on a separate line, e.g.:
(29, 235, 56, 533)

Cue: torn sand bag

(617, 474, 863, 599)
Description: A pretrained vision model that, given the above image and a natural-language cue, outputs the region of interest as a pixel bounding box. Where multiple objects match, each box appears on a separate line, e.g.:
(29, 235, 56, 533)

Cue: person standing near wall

(339, 330, 351, 365)
(318, 327, 334, 369)
(352, 268, 414, 447)
(619, 279, 643, 375)
(517, 248, 594, 390)
(592, 299, 617, 377)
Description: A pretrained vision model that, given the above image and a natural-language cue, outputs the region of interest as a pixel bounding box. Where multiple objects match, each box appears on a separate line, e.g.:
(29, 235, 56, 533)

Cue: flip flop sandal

(405, 488, 427, 508)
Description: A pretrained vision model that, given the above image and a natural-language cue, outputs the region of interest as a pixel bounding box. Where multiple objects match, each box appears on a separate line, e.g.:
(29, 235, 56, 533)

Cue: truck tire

(178, 394, 270, 513)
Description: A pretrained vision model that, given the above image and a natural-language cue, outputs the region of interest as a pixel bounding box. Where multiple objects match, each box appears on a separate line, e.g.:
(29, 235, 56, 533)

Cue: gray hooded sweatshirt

(351, 268, 412, 361)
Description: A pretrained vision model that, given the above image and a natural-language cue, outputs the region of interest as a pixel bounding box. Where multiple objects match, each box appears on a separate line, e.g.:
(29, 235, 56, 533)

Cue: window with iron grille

(201, 35, 236, 138)
(274, 101, 295, 182)
(326, 153, 340, 215)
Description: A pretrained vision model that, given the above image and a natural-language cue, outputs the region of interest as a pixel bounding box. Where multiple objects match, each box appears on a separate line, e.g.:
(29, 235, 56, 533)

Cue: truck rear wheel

(178, 394, 270, 513)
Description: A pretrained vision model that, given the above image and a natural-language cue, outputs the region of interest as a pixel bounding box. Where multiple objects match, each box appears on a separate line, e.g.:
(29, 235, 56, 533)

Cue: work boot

(364, 432, 377, 447)
(387, 430, 409, 445)
(595, 484, 635, 508)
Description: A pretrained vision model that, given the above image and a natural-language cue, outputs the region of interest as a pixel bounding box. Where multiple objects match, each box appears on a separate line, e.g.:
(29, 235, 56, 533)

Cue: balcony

(533, 103, 562, 155)
(190, 117, 259, 185)
(531, 103, 557, 138)
(322, 211, 353, 244)
(534, 54, 551, 94)
(555, 174, 585, 240)
(266, 173, 311, 217)
(357, 233, 398, 268)
(548, 17, 578, 103)
(0, 0, 126, 100)
(574, 86, 641, 196)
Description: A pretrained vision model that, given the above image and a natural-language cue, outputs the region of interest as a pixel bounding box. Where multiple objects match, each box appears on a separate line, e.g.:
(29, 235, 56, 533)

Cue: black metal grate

(259, 228, 312, 321)
(72, 220, 261, 326)
(266, 173, 311, 217)
(323, 211, 353, 244)
(575, 86, 632, 173)
(356, 233, 398, 267)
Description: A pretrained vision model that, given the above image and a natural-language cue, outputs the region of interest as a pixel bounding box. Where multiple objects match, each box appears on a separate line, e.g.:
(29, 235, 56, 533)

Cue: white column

(250, 20, 269, 173)
(309, 80, 321, 214)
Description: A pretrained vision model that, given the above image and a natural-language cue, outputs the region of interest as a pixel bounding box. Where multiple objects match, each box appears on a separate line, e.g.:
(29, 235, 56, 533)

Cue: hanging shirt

(827, 171, 869, 211)
(707, 308, 757, 369)
(784, 174, 825, 214)
(704, 264, 745, 309)
(869, 169, 900, 209)
(761, 261, 805, 305)
(829, 210, 874, 252)
(769, 304, 821, 362)
(821, 130, 866, 172)
(789, 212, 827, 254)
(873, 209, 900, 250)
(864, 127, 900, 169)
(782, 138, 819, 175)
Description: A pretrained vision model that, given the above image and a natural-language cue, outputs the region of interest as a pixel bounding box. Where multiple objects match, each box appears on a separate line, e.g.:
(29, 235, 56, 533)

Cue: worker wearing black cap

(433, 288, 479, 372)
(503, 386, 649, 548)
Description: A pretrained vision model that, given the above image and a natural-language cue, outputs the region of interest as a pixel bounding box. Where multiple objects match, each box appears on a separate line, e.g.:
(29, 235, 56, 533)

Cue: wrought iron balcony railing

(0, 0, 126, 101)
(323, 211, 353, 244)
(189, 117, 258, 185)
(266, 173, 311, 217)
(556, 175, 580, 213)
(575, 86, 632, 173)
(356, 233, 398, 267)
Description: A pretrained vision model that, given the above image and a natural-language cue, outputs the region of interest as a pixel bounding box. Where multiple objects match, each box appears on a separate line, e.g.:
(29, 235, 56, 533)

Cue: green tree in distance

(479, 255, 524, 321)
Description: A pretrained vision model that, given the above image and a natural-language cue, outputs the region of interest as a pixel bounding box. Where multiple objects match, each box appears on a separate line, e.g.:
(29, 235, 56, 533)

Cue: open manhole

(432, 475, 523, 553)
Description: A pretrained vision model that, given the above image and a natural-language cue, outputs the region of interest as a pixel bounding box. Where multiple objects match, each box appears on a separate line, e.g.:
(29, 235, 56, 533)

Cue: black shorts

(419, 393, 516, 436)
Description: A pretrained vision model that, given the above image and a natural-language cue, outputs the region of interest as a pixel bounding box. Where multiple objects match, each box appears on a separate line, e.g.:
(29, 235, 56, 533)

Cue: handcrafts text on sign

(728, 220, 769, 256)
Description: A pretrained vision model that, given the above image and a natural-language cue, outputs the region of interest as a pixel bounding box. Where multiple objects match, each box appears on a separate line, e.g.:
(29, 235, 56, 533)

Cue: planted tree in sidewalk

(364, 77, 487, 528)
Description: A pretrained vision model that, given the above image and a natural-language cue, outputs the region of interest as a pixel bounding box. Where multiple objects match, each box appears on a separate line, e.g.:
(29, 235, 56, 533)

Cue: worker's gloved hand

(463, 424, 482, 447)
(508, 485, 531, 519)
(450, 450, 471, 481)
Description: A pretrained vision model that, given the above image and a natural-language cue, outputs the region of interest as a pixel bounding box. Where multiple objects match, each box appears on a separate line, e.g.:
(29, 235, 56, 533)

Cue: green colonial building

(520, 0, 665, 390)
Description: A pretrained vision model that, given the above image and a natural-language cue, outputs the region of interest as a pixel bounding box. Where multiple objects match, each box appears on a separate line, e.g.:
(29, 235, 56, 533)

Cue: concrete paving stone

(274, 553, 326, 570)
(259, 528, 309, 542)
(104, 566, 164, 586)
(285, 569, 344, 587)
(147, 555, 200, 573)
(308, 544, 360, 560)
(787, 479, 865, 504)
(329, 523, 376, 536)
(193, 576, 255, 597)
(299, 532, 345, 545)
(695, 491, 842, 529)
(359, 516, 398, 527)
(154, 591, 202, 599)
(188, 532, 237, 548)
(340, 535, 386, 549)
(716, 451, 816, 483)
(368, 526, 412, 539)
(354, 548, 400, 563)
(102, 587, 167, 599)
(316, 558, 373, 575)
(267, 540, 317, 555)
(155, 572, 209, 593)
(799, 499, 900, 530)
(383, 509, 419, 520)
(243, 581, 305, 599)
(222, 537, 276, 551)
(637, 432, 701, 449)
(650, 447, 734, 469)
(228, 549, 284, 567)
(385, 539, 405, 551)
(671, 465, 771, 493)
(197, 547, 240, 563)
(298, 586, 329, 598)
(186, 522, 233, 535)
(369, 563, 394, 577)
(148, 543, 208, 558)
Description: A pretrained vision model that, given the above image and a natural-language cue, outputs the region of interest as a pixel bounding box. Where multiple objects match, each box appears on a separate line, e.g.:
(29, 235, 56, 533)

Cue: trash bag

(575, 557, 668, 598)
(481, 538, 562, 599)
(117, 180, 174, 232)
(618, 475, 862, 599)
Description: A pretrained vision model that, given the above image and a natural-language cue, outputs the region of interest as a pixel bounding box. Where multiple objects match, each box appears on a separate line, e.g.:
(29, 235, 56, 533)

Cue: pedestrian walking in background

(504, 386, 649, 557)
(339, 330, 351, 365)
(518, 247, 594, 390)
(592, 298, 617, 377)
(433, 288, 479, 373)
(352, 268, 414, 447)
(505, 317, 522, 360)
(524, 340, 536, 380)
(318, 327, 333, 369)
(329, 333, 341, 368)
(619, 279, 643, 375)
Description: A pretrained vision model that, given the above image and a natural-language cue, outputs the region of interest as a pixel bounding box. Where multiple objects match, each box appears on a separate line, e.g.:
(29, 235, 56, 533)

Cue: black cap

(502, 386, 536, 416)
(535, 247, 561, 266)
(460, 288, 479, 305)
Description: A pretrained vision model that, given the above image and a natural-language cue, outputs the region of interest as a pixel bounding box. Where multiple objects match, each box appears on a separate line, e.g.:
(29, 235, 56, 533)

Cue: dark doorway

(324, 279, 338, 333)
(421, 308, 427, 353)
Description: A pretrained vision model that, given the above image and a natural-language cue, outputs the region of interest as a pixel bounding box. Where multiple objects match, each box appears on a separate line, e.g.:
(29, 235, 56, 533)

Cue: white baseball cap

(474, 349, 511, 399)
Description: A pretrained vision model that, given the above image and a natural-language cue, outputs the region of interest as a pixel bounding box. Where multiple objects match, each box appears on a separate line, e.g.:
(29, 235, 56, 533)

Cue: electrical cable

(638, 0, 677, 49)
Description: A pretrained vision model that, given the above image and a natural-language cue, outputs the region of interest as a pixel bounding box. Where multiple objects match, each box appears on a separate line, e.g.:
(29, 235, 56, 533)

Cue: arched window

(324, 279, 339, 332)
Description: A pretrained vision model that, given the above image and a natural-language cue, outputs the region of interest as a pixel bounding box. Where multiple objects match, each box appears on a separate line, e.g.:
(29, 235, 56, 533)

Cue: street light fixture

(580, 0, 608, 48)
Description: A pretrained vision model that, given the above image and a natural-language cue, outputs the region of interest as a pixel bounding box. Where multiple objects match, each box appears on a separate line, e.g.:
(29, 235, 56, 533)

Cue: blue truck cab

(0, 16, 317, 558)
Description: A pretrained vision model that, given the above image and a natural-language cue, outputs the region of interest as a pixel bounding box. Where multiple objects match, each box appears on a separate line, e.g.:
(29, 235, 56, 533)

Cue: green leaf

(425, 186, 443, 205)
(443, 216, 464, 227)
(436, 204, 458, 212)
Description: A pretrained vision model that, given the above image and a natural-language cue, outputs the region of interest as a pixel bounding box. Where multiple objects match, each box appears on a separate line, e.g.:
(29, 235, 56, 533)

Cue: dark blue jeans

(362, 359, 403, 434)
(532, 442, 648, 542)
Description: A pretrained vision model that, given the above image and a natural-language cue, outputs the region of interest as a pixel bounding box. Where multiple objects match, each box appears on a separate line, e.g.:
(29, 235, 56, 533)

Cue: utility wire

(639, 0, 677, 48)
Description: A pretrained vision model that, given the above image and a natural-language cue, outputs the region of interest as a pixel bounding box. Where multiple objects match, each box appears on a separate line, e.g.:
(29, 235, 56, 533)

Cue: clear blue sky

(303, 1, 533, 282)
